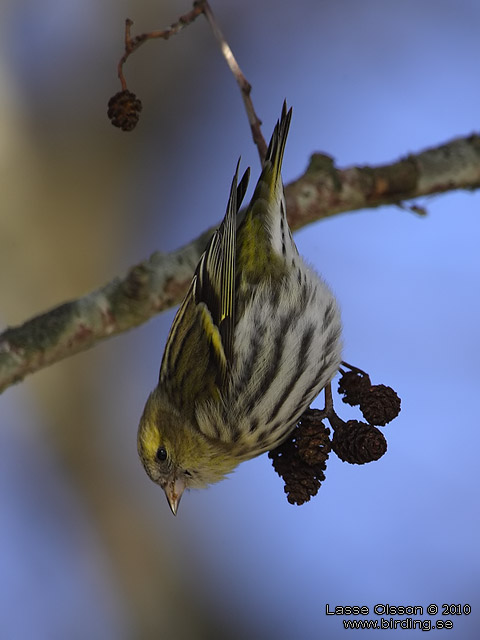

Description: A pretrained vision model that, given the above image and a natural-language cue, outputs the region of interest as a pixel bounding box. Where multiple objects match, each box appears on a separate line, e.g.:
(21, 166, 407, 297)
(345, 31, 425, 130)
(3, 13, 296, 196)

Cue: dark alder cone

(332, 420, 387, 464)
(107, 90, 143, 131)
(359, 384, 401, 426)
(268, 409, 331, 505)
(296, 410, 332, 466)
(338, 369, 371, 406)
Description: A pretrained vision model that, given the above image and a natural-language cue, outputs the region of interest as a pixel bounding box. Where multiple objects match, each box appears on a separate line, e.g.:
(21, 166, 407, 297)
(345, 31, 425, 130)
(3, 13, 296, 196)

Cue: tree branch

(2, 133, 480, 393)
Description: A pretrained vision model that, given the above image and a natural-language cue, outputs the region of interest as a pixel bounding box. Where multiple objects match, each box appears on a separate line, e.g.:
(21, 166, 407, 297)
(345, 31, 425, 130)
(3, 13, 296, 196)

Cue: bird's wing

(159, 163, 249, 407)
(193, 162, 249, 368)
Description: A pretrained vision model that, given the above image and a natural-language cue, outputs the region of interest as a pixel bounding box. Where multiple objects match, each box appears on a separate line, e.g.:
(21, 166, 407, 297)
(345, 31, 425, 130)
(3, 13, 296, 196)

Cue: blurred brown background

(1, 1, 246, 637)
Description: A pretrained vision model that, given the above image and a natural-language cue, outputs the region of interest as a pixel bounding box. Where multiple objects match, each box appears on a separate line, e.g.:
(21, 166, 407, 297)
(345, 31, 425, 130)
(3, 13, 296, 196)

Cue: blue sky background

(1, 0, 479, 638)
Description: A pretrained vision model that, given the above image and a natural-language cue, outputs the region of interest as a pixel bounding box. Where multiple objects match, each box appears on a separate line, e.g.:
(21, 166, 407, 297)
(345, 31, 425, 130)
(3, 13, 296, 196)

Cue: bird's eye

(155, 447, 168, 462)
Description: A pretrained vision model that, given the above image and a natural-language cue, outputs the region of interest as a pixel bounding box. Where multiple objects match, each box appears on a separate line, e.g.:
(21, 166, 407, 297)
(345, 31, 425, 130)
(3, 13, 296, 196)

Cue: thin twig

(201, 1, 267, 162)
(117, 4, 205, 91)
(316, 382, 346, 431)
(340, 360, 369, 377)
(115, 2, 267, 161)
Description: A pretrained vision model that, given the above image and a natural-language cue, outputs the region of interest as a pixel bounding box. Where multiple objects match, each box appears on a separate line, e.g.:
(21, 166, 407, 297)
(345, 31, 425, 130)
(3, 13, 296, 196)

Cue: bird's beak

(164, 476, 186, 516)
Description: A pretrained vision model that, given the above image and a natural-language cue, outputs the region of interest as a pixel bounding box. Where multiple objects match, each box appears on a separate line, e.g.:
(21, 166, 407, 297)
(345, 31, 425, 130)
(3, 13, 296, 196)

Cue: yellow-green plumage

(138, 103, 342, 514)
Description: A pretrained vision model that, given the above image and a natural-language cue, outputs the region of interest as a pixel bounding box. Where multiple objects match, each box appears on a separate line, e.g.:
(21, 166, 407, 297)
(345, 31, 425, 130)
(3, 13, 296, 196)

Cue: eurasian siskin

(138, 103, 342, 514)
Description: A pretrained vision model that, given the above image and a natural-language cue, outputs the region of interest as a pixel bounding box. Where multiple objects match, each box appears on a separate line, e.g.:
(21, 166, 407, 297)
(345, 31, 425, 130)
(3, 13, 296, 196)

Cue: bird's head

(137, 388, 234, 514)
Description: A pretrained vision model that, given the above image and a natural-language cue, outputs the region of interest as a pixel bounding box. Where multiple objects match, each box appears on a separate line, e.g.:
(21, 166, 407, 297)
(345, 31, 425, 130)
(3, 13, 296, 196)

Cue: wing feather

(160, 161, 250, 402)
(194, 162, 249, 367)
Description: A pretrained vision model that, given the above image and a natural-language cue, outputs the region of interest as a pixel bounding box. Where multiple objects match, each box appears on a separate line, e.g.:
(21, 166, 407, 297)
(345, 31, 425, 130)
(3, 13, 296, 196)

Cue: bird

(137, 102, 342, 514)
